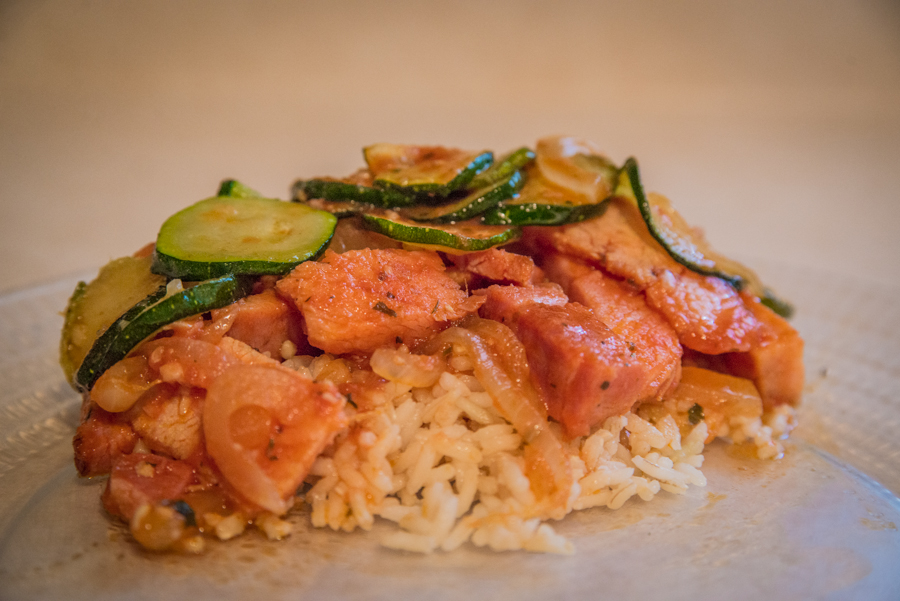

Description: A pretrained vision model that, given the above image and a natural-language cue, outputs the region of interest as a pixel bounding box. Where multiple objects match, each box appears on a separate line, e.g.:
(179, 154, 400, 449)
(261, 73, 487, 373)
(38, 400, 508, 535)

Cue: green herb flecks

(688, 403, 705, 425)
(373, 301, 397, 317)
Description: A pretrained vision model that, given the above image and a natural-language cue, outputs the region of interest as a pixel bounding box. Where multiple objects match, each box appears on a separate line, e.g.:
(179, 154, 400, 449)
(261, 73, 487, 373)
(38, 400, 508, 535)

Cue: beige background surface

(2, 0, 899, 295)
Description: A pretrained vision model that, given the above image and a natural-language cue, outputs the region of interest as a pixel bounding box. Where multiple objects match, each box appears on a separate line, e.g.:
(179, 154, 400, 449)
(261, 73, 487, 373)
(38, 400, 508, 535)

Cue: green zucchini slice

(75, 274, 255, 391)
(468, 147, 535, 190)
(360, 211, 521, 253)
(402, 171, 524, 223)
(302, 197, 371, 218)
(293, 178, 415, 208)
(616, 158, 794, 318)
(153, 196, 337, 280)
(60, 255, 167, 387)
(364, 145, 493, 198)
(218, 179, 263, 199)
(482, 163, 613, 226)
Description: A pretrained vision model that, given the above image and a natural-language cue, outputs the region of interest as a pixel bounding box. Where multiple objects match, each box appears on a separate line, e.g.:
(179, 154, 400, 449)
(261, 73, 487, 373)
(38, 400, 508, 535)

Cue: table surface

(1, 0, 899, 295)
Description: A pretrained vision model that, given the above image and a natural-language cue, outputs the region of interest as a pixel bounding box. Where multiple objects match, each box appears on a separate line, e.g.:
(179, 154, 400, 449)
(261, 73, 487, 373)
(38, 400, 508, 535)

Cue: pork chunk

(211, 289, 306, 357)
(542, 254, 682, 401)
(723, 298, 804, 408)
(514, 303, 646, 437)
(277, 249, 483, 354)
(101, 453, 195, 521)
(73, 406, 138, 476)
(477, 282, 569, 326)
(525, 199, 762, 354)
(446, 248, 540, 288)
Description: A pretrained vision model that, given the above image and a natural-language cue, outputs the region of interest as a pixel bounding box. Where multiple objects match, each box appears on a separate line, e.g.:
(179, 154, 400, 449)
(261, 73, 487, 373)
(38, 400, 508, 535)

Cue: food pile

(60, 137, 804, 554)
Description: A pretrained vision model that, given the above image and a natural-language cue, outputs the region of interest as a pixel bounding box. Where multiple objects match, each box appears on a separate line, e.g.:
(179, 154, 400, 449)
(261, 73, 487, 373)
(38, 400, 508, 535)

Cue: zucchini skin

(360, 213, 521, 253)
(294, 179, 416, 208)
(617, 158, 794, 318)
(369, 149, 494, 199)
(403, 171, 524, 224)
(482, 198, 609, 226)
(152, 196, 338, 280)
(75, 275, 255, 391)
(218, 179, 263, 199)
(59, 280, 88, 384)
(468, 147, 535, 190)
(152, 248, 332, 281)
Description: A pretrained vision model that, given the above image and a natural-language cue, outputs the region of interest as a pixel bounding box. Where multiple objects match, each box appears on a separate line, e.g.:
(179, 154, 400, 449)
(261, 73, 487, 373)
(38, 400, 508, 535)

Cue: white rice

(290, 346, 725, 555)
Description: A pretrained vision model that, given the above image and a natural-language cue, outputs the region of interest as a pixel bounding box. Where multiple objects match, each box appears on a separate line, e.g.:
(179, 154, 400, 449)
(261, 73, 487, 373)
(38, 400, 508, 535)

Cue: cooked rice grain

(296, 350, 717, 554)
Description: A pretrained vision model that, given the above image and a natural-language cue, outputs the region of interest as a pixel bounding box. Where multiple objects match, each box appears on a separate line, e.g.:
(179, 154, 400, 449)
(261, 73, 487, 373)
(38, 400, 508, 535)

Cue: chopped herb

(600, 381, 610, 390)
(266, 438, 278, 461)
(443, 346, 452, 357)
(688, 403, 704, 425)
(373, 301, 397, 317)
(305, 296, 312, 302)
(432, 300, 440, 314)
(346, 393, 357, 409)
(386, 291, 395, 299)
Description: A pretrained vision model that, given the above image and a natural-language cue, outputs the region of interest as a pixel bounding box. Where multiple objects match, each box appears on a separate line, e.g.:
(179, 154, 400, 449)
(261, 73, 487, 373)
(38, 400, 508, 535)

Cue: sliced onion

(535, 135, 615, 203)
(369, 346, 446, 388)
(421, 319, 573, 516)
(91, 355, 158, 413)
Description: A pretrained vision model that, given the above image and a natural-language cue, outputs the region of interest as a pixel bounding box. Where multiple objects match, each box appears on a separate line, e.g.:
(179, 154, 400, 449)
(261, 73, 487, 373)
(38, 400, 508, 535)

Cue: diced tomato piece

(101, 453, 195, 521)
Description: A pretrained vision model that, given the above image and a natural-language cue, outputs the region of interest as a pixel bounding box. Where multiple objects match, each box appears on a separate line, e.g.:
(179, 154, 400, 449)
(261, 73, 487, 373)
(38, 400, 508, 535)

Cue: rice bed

(285, 349, 790, 555)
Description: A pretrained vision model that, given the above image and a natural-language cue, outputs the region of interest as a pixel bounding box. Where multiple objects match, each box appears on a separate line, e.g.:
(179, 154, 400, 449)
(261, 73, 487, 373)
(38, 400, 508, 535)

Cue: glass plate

(1, 263, 899, 600)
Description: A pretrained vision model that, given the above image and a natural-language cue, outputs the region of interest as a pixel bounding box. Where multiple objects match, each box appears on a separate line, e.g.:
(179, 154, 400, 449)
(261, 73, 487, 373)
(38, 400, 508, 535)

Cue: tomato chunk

(101, 453, 195, 521)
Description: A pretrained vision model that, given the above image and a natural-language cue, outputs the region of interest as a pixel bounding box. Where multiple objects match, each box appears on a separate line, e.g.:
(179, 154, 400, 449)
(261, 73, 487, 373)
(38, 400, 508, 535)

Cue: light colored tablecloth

(1, 0, 899, 294)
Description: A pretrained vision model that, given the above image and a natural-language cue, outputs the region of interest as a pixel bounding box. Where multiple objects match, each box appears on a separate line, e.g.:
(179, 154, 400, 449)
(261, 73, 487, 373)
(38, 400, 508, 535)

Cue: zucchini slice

(303, 197, 371, 218)
(364, 144, 493, 198)
(360, 211, 521, 253)
(60, 255, 167, 387)
(218, 179, 263, 199)
(293, 178, 415, 208)
(153, 196, 337, 280)
(468, 147, 535, 189)
(482, 164, 612, 226)
(75, 274, 254, 391)
(616, 158, 794, 318)
(402, 171, 524, 223)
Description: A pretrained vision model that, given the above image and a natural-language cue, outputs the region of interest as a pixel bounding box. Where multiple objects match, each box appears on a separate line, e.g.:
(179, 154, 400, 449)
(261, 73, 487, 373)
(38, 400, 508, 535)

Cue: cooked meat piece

(541, 253, 682, 401)
(524, 199, 762, 354)
(210, 289, 306, 357)
(101, 453, 195, 521)
(722, 298, 804, 408)
(477, 282, 569, 326)
(73, 406, 138, 476)
(446, 248, 540, 288)
(277, 249, 483, 354)
(130, 384, 203, 460)
(514, 303, 646, 437)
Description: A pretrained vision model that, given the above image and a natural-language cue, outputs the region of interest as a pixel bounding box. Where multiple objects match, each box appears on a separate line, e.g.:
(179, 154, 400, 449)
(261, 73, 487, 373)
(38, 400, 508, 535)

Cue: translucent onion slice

(370, 346, 446, 388)
(421, 319, 573, 516)
(535, 136, 618, 204)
